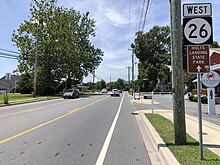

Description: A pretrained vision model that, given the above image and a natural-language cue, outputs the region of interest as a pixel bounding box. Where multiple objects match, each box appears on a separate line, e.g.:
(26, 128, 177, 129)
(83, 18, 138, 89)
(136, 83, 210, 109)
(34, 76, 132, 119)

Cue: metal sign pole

(197, 72, 204, 160)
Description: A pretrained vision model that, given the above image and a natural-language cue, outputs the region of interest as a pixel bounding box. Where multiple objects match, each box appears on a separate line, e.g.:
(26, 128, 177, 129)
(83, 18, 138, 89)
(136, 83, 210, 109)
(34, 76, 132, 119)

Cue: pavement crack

(55, 153, 60, 157)
(20, 151, 25, 155)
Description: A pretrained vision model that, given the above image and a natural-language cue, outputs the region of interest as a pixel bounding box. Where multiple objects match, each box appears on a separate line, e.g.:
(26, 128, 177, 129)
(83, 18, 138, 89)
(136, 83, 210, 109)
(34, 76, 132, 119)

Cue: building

(0, 73, 21, 93)
(210, 48, 220, 97)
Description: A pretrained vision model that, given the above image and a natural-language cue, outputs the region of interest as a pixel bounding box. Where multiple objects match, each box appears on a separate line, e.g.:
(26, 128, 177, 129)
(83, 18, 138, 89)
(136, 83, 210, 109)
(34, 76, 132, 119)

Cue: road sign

(201, 71, 220, 88)
(183, 17, 213, 45)
(187, 45, 210, 73)
(183, 3, 212, 17)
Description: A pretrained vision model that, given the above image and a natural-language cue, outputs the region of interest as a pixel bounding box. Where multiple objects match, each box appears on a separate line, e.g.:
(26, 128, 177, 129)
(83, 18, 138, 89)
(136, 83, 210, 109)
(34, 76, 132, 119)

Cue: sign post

(183, 2, 213, 160)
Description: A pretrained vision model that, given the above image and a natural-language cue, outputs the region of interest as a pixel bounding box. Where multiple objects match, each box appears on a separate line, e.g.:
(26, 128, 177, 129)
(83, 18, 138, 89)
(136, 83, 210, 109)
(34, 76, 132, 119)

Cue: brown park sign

(187, 45, 210, 73)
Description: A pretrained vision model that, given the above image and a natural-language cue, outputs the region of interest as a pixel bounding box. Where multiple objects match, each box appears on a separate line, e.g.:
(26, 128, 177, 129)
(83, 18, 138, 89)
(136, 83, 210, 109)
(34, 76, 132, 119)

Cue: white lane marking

(95, 94, 125, 165)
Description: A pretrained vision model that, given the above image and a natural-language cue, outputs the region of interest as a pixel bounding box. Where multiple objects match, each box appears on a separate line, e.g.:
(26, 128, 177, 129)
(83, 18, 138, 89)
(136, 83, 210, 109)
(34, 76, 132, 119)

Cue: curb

(140, 113, 179, 165)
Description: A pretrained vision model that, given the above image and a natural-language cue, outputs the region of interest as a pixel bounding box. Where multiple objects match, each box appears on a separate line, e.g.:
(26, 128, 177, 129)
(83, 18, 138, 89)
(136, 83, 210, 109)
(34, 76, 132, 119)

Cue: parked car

(63, 89, 80, 99)
(111, 89, 120, 97)
(101, 88, 107, 93)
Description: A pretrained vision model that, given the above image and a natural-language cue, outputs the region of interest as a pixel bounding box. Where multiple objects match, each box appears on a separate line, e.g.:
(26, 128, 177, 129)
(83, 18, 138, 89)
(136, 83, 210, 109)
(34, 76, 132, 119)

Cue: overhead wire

(0, 55, 17, 60)
(141, 0, 151, 32)
(0, 47, 20, 60)
(0, 48, 20, 55)
(128, 0, 132, 48)
(136, 0, 143, 33)
(138, 0, 146, 32)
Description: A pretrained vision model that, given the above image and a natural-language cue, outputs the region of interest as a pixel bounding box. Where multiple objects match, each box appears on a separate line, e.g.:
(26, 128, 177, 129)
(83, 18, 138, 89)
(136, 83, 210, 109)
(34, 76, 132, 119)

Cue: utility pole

(170, 0, 186, 144)
(92, 69, 95, 91)
(126, 66, 131, 84)
(128, 48, 134, 95)
(33, 35, 39, 98)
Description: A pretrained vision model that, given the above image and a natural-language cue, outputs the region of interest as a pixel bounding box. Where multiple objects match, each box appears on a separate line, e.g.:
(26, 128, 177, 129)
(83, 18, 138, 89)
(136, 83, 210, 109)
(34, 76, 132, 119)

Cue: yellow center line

(0, 98, 79, 119)
(0, 96, 109, 145)
(0, 107, 46, 118)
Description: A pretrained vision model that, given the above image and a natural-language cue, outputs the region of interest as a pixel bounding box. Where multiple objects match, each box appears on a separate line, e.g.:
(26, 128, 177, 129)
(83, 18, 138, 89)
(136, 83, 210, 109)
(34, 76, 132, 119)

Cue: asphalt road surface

(0, 93, 151, 165)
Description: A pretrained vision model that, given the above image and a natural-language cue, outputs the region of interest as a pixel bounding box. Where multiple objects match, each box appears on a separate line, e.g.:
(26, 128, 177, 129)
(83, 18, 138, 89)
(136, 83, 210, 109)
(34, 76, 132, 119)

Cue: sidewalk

(134, 98, 220, 157)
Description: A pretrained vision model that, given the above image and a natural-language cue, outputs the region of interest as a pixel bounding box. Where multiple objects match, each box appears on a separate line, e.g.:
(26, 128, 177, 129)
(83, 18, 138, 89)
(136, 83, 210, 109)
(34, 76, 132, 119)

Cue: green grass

(0, 93, 61, 105)
(145, 114, 220, 165)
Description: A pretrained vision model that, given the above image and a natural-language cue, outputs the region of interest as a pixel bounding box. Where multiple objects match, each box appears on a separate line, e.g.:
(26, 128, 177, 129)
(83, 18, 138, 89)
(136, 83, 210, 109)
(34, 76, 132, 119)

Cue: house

(210, 48, 220, 97)
(0, 73, 21, 93)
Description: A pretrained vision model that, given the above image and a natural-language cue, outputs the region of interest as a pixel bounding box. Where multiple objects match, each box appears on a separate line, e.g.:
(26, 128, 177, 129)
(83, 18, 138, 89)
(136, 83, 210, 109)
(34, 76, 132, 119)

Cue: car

(101, 88, 107, 93)
(111, 89, 120, 97)
(63, 89, 80, 99)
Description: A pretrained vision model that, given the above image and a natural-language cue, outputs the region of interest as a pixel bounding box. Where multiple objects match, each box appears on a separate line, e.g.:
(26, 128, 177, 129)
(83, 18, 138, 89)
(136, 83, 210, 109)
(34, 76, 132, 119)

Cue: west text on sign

(183, 3, 212, 17)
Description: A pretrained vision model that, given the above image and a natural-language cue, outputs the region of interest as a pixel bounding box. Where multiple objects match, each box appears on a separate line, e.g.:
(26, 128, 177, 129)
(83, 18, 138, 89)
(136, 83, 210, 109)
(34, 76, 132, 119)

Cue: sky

(1, 0, 220, 83)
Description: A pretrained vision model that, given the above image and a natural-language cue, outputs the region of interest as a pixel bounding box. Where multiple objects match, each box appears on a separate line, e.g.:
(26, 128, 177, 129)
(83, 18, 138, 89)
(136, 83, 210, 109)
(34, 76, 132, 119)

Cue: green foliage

(189, 95, 208, 104)
(133, 26, 171, 91)
(210, 41, 220, 48)
(3, 94, 9, 104)
(95, 79, 106, 90)
(18, 73, 33, 94)
(113, 78, 125, 89)
(201, 96, 208, 104)
(12, 0, 103, 96)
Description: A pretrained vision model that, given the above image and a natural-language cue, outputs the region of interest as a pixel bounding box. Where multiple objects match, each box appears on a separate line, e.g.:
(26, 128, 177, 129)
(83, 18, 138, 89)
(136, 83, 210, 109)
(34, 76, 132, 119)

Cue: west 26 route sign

(183, 3, 213, 45)
(183, 17, 212, 45)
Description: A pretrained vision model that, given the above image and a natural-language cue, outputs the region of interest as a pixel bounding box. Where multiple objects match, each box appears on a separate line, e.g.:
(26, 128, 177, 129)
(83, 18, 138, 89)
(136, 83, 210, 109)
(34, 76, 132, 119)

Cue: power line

(138, 0, 146, 32)
(0, 48, 20, 55)
(0, 52, 19, 57)
(0, 55, 17, 60)
(136, 0, 143, 32)
(141, 0, 151, 31)
(128, 0, 132, 48)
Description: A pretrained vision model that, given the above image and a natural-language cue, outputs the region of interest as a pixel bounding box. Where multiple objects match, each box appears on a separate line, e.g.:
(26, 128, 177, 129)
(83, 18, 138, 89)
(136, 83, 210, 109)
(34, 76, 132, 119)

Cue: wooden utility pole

(126, 66, 131, 84)
(170, 0, 186, 144)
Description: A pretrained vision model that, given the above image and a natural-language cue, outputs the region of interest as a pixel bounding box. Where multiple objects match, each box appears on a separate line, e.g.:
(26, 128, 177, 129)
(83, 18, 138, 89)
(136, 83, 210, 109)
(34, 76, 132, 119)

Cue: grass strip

(0, 94, 60, 105)
(145, 113, 220, 165)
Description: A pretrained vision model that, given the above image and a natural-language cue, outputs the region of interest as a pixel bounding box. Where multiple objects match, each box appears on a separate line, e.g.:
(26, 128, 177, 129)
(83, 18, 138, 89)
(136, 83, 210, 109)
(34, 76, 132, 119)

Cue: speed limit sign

(183, 17, 213, 45)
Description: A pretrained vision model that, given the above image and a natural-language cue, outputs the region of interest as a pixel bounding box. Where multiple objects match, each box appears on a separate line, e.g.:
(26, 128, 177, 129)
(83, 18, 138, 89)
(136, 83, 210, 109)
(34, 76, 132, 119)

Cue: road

(0, 93, 151, 165)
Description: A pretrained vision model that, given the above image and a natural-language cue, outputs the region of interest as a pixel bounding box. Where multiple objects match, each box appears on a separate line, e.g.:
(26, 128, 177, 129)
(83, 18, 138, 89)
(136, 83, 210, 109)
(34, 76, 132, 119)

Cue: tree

(210, 41, 220, 48)
(18, 73, 33, 94)
(12, 0, 103, 95)
(95, 79, 106, 90)
(114, 78, 125, 89)
(133, 26, 171, 91)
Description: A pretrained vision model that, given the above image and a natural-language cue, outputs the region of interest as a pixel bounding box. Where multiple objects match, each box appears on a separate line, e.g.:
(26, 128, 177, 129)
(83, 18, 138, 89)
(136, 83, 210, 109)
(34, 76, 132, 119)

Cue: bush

(189, 95, 207, 104)
(201, 96, 208, 104)
(189, 95, 194, 102)
(3, 94, 9, 104)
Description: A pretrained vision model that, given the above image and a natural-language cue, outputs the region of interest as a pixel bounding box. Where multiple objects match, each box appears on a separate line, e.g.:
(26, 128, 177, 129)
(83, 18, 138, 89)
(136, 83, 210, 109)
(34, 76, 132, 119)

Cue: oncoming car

(63, 89, 80, 99)
(111, 89, 120, 97)
(101, 88, 107, 93)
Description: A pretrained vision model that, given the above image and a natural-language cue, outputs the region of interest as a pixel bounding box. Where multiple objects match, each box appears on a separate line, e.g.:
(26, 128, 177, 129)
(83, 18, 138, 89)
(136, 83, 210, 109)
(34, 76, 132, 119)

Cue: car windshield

(65, 89, 74, 92)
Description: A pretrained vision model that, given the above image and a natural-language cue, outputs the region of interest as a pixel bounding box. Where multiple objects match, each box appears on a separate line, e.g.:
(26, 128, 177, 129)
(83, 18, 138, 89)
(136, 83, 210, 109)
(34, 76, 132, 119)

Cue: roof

(210, 48, 220, 53)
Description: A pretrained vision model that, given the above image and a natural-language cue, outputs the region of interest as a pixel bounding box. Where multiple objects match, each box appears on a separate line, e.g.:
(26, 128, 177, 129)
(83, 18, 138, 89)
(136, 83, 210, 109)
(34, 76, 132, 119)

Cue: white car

(101, 88, 107, 93)
(111, 89, 120, 97)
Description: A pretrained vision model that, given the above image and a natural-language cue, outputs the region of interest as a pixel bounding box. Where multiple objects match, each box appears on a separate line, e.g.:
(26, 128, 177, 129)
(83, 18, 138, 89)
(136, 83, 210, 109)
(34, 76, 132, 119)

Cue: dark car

(63, 89, 80, 99)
